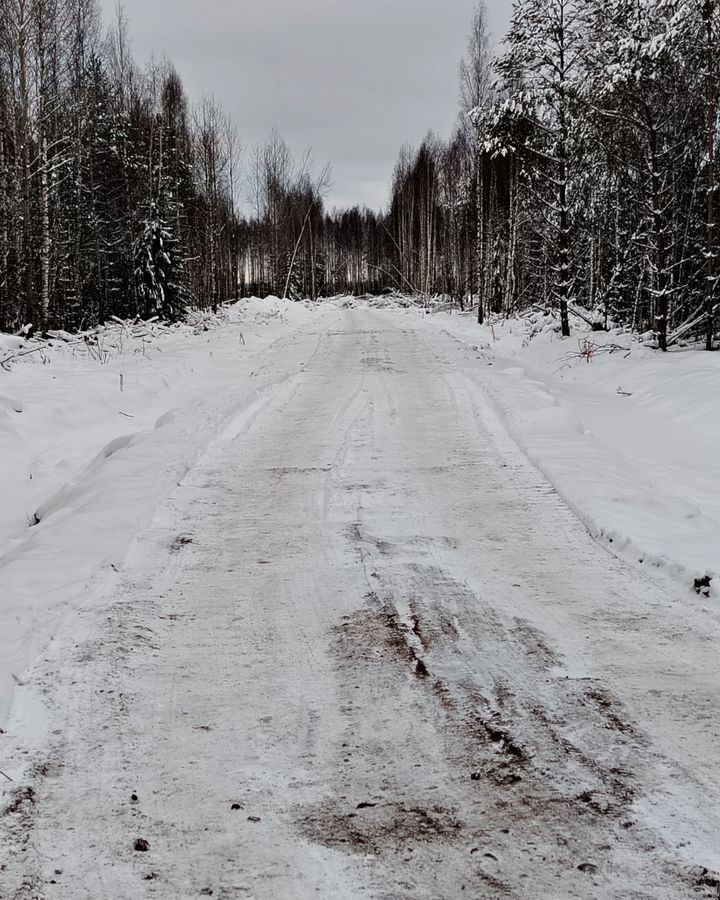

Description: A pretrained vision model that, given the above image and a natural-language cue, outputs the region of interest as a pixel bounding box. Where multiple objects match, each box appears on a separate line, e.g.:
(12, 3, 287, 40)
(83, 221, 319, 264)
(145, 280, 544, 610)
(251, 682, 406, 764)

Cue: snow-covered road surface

(2, 308, 719, 899)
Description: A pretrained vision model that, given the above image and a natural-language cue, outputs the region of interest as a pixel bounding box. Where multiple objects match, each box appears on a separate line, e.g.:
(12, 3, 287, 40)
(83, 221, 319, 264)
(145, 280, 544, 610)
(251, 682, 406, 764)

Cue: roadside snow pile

(0, 298, 317, 727)
(330, 293, 451, 311)
(419, 308, 720, 596)
(239, 294, 318, 322)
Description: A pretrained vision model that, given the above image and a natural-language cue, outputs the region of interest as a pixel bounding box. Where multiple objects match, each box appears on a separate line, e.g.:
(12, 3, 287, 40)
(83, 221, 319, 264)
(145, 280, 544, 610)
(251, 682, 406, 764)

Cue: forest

(0, 0, 718, 351)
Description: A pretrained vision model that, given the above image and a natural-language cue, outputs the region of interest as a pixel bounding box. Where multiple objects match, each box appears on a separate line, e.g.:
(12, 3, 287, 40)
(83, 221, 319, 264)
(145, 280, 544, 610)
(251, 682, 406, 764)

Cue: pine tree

(134, 208, 187, 320)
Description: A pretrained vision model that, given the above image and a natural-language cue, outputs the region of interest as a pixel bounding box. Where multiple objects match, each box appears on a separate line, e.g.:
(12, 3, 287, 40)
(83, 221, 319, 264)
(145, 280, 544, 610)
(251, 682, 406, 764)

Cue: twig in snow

(561, 338, 628, 365)
(0, 769, 13, 782)
(0, 345, 49, 370)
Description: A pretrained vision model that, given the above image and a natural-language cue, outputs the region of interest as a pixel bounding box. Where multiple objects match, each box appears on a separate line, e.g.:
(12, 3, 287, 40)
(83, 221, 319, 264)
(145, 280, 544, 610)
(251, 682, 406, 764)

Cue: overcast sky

(98, 1, 512, 213)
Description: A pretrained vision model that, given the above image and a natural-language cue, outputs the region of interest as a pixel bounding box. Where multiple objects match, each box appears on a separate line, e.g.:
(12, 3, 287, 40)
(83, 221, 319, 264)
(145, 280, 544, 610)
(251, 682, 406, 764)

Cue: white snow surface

(412, 306, 720, 590)
(0, 298, 318, 725)
(1, 298, 719, 898)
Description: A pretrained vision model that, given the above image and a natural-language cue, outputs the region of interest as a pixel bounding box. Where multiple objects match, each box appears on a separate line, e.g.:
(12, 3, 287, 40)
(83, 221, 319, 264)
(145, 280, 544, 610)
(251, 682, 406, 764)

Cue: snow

(0, 298, 320, 726)
(6, 299, 710, 610)
(414, 308, 720, 594)
(3, 297, 718, 724)
(1, 298, 720, 897)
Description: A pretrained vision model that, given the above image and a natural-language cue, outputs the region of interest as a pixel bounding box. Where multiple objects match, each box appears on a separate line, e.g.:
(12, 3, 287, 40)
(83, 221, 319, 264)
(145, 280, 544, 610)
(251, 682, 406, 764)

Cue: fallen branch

(568, 304, 603, 329)
(667, 303, 719, 347)
(0, 345, 48, 371)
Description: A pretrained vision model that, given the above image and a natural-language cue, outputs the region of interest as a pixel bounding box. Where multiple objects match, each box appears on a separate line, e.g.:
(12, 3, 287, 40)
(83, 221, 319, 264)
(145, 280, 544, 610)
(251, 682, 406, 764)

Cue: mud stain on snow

(334, 597, 430, 682)
(170, 534, 194, 553)
(297, 800, 464, 856)
(292, 564, 699, 898)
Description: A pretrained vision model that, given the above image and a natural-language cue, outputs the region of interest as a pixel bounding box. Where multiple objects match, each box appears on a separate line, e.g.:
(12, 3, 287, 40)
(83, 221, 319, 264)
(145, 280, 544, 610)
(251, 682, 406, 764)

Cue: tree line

(1, 0, 718, 351)
(376, 0, 720, 350)
(0, 0, 242, 332)
(0, 0, 373, 331)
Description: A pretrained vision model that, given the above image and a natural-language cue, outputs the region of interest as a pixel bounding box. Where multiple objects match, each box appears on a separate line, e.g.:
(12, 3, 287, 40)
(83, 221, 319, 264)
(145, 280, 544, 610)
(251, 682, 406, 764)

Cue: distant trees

(239, 131, 333, 300)
(1, 0, 717, 350)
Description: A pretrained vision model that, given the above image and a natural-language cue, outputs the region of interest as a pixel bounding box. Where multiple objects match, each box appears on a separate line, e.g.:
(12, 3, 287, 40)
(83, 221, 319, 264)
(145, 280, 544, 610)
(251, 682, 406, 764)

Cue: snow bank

(0, 298, 319, 726)
(418, 309, 720, 595)
(329, 293, 451, 311)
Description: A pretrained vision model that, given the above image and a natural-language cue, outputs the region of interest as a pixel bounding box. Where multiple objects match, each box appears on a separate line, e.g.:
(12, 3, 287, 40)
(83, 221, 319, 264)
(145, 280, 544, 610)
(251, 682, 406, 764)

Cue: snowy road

(2, 308, 720, 899)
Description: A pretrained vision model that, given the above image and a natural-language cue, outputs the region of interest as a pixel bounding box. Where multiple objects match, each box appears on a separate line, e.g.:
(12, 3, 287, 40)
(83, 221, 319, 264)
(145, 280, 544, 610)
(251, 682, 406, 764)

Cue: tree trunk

(705, 0, 717, 351)
(476, 134, 484, 324)
(39, 135, 50, 328)
(649, 123, 668, 351)
(558, 151, 571, 338)
(557, 12, 571, 339)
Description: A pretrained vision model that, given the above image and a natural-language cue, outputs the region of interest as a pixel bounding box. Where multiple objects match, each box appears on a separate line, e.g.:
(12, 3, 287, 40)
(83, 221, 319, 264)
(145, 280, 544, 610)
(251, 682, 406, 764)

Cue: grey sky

(99, 1, 512, 212)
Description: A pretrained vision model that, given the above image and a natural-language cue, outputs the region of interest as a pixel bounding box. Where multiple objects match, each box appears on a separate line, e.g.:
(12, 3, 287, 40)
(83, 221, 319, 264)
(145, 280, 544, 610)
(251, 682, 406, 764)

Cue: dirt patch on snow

(297, 800, 463, 856)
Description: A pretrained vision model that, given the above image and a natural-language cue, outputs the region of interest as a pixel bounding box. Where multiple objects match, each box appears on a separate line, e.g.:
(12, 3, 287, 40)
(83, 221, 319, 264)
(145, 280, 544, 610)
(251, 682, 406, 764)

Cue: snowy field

(1, 298, 719, 898)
